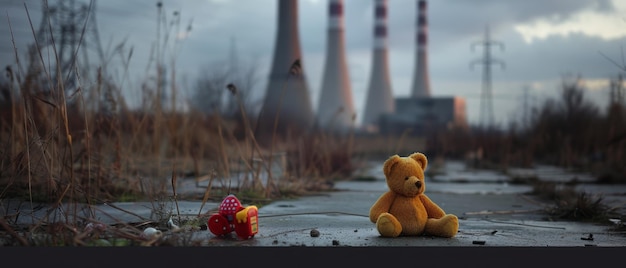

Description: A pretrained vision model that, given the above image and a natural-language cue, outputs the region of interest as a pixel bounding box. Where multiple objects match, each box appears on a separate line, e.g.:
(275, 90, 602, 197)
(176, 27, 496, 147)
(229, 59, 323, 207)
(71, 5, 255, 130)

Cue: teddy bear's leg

(424, 214, 459, 238)
(376, 212, 403, 237)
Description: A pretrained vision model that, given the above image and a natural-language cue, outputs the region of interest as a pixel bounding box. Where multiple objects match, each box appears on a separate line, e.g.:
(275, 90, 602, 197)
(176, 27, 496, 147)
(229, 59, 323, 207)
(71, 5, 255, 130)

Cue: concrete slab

(2, 160, 625, 247)
(182, 186, 625, 247)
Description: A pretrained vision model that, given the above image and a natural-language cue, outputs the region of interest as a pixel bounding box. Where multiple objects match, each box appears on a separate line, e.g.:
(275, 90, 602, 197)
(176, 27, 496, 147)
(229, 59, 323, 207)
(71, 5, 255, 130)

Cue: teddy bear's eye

(404, 177, 409, 181)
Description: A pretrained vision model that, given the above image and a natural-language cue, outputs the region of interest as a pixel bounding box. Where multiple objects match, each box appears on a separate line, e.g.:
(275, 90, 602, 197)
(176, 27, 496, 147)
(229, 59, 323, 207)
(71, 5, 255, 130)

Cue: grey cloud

(595, 0, 616, 12)
(415, 0, 616, 46)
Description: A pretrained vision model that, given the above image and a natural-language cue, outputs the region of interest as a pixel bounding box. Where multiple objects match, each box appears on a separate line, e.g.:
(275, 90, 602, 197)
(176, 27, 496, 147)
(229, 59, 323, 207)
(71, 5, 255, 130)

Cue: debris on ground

(310, 229, 320, 237)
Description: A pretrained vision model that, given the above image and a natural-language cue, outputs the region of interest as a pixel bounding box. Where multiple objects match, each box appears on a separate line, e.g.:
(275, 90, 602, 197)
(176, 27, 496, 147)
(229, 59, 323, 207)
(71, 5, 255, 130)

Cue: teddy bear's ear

(409, 152, 428, 171)
(383, 155, 401, 177)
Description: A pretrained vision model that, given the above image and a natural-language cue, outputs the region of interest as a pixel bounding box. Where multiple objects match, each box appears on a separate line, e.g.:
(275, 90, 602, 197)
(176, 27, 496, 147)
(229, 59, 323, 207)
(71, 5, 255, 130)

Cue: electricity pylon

(470, 25, 505, 130)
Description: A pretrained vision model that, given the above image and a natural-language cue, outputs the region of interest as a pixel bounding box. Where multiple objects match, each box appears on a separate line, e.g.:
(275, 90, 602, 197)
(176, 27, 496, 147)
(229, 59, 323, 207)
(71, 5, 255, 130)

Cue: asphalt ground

(2, 161, 625, 247)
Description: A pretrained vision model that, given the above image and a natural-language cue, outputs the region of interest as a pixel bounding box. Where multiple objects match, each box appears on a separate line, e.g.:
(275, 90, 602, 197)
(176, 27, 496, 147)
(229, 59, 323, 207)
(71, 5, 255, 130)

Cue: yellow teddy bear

(369, 152, 459, 238)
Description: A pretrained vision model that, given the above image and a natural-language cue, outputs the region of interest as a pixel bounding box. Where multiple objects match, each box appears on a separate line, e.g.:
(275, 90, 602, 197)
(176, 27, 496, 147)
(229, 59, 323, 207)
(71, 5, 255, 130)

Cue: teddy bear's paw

(424, 214, 459, 238)
(439, 214, 459, 238)
(376, 213, 402, 237)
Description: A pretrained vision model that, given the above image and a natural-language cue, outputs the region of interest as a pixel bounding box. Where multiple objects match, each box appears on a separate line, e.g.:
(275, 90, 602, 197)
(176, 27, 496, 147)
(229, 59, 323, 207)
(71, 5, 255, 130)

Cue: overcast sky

(3, 0, 626, 128)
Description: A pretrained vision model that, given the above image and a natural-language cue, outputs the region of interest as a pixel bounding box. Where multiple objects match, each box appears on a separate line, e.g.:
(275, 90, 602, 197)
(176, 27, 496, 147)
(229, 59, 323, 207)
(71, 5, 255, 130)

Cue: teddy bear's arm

(369, 192, 396, 223)
(419, 194, 446, 219)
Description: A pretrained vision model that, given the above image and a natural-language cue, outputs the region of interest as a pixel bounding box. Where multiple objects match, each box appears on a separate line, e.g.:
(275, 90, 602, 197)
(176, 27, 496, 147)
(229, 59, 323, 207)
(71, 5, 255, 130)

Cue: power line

(522, 85, 529, 128)
(470, 25, 505, 130)
(609, 73, 624, 106)
(461, 93, 519, 99)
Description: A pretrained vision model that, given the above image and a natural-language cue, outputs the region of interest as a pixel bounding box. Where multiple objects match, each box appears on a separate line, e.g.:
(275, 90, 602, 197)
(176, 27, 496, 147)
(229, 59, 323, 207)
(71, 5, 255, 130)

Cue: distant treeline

(427, 76, 626, 183)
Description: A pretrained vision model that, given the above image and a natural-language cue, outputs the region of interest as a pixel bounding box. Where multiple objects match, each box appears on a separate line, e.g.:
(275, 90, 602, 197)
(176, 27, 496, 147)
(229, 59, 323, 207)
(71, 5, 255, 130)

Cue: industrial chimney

(362, 0, 394, 130)
(317, 0, 356, 133)
(257, 0, 315, 139)
(410, 0, 431, 98)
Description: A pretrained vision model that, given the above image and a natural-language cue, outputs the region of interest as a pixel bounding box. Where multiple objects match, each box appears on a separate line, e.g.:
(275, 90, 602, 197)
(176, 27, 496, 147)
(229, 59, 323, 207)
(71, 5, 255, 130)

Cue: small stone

(354, 229, 358, 232)
(310, 229, 320, 237)
(332, 240, 340, 246)
(142, 227, 163, 240)
(472, 240, 486, 245)
(581, 234, 594, 241)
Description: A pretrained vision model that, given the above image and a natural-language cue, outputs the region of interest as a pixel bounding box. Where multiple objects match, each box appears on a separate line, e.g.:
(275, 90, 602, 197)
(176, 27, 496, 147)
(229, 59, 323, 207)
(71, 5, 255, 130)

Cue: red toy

(208, 194, 258, 239)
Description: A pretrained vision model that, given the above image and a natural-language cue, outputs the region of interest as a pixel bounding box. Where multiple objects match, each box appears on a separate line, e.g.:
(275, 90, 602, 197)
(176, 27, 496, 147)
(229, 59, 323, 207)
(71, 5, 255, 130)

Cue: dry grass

(530, 181, 622, 224)
(0, 2, 386, 246)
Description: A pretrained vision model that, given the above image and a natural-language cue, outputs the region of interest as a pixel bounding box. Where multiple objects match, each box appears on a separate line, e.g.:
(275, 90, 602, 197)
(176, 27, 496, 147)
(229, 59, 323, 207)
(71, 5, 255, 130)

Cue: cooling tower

(410, 0, 431, 98)
(317, 0, 356, 132)
(257, 0, 315, 139)
(362, 0, 395, 130)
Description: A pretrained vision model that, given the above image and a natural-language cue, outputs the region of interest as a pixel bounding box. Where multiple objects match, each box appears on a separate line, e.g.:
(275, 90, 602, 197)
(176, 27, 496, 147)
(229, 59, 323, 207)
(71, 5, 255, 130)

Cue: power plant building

(375, 0, 468, 135)
(257, 0, 467, 137)
(258, 0, 315, 139)
(317, 0, 356, 133)
(379, 97, 468, 135)
(362, 0, 395, 132)
(410, 0, 431, 98)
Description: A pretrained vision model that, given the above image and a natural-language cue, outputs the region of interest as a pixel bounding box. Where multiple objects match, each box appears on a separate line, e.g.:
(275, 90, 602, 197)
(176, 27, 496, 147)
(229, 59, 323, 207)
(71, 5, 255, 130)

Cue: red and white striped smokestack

(362, 0, 394, 129)
(317, 0, 355, 132)
(410, 0, 431, 98)
(373, 0, 388, 49)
